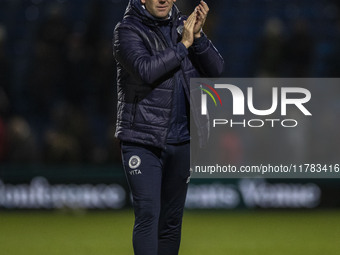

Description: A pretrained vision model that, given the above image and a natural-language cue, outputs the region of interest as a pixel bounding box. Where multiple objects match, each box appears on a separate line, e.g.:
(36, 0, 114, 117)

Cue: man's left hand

(194, 1, 209, 39)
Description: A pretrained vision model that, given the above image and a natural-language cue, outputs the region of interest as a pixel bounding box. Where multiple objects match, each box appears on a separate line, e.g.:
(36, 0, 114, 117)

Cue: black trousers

(121, 141, 190, 255)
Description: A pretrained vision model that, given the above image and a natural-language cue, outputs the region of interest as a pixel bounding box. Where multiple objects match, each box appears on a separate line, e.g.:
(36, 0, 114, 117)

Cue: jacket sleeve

(190, 33, 224, 77)
(113, 23, 188, 84)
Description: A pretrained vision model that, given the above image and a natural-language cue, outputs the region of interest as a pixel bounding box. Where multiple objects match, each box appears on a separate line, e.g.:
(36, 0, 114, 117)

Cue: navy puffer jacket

(113, 0, 224, 148)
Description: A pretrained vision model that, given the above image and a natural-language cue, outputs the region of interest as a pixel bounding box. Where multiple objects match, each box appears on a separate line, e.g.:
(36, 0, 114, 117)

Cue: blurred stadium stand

(0, 0, 339, 165)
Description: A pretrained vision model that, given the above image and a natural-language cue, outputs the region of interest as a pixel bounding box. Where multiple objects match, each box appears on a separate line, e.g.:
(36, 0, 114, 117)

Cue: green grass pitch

(1, 210, 339, 255)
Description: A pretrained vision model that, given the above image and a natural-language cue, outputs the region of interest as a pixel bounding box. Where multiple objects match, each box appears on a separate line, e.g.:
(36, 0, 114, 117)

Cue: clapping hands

(181, 1, 210, 48)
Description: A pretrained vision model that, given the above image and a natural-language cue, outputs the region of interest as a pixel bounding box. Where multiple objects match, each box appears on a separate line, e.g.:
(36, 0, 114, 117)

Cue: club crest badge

(128, 155, 141, 169)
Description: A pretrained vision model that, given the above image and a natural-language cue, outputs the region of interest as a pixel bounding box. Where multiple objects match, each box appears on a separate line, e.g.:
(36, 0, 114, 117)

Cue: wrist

(181, 41, 191, 49)
(194, 28, 203, 39)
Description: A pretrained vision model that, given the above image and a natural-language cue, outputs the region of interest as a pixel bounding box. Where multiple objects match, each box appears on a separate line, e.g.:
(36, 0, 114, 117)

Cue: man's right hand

(181, 11, 197, 49)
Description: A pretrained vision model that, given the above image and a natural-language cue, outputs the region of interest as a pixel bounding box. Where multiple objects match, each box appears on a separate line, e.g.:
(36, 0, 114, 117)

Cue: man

(113, 0, 223, 254)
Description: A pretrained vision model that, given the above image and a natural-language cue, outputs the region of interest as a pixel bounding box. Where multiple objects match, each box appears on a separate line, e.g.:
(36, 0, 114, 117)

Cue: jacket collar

(124, 0, 180, 26)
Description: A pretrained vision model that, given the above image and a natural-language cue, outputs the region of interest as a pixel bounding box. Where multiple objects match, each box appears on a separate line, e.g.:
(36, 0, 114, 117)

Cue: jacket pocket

(130, 96, 138, 127)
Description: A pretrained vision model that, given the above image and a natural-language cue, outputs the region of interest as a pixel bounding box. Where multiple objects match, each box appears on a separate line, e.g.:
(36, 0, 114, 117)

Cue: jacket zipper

(153, 26, 177, 142)
(130, 96, 138, 128)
